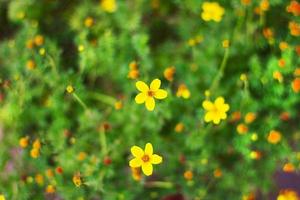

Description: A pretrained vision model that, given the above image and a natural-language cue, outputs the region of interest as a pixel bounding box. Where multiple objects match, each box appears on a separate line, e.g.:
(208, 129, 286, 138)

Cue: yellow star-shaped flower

(135, 79, 168, 111)
(201, 2, 225, 22)
(129, 143, 163, 176)
(202, 96, 230, 124)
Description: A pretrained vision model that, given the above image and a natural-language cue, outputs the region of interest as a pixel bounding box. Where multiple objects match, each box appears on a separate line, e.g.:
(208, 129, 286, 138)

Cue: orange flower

(245, 112, 256, 124)
(77, 152, 87, 161)
(34, 35, 44, 46)
(279, 42, 289, 51)
(164, 66, 176, 82)
(214, 168, 222, 178)
(260, 0, 269, 11)
(250, 150, 262, 160)
(241, 0, 251, 6)
(35, 174, 44, 186)
(19, 136, 29, 148)
(267, 130, 281, 144)
(26, 39, 34, 49)
(84, 17, 94, 27)
(45, 185, 55, 193)
(176, 84, 191, 99)
(26, 60, 36, 70)
(114, 101, 123, 110)
(30, 148, 40, 158)
(292, 78, 300, 93)
(230, 111, 241, 122)
(283, 163, 295, 173)
(237, 123, 248, 134)
(278, 59, 286, 68)
(263, 28, 273, 39)
(289, 21, 300, 36)
(296, 45, 300, 56)
(287, 0, 300, 16)
(174, 123, 184, 133)
(280, 112, 290, 121)
(183, 170, 193, 180)
(273, 71, 283, 83)
(294, 68, 300, 76)
(128, 61, 139, 79)
(131, 167, 142, 181)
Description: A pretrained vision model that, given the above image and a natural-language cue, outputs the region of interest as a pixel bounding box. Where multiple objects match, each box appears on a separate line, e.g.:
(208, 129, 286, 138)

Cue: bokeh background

(0, 0, 300, 199)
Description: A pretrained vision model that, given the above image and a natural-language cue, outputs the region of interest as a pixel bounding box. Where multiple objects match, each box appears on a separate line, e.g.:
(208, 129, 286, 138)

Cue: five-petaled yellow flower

(135, 79, 168, 111)
(201, 2, 225, 22)
(129, 143, 163, 176)
(202, 96, 230, 124)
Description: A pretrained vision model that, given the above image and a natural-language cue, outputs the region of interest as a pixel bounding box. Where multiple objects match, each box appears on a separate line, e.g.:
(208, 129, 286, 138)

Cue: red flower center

(147, 91, 154, 97)
(142, 155, 150, 162)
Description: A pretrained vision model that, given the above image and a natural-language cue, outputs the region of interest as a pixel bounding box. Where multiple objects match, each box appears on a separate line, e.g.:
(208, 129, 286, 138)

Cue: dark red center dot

(147, 91, 154, 97)
(142, 155, 150, 162)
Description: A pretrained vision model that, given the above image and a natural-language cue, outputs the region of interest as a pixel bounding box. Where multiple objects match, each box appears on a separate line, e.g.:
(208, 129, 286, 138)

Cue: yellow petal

(220, 104, 230, 112)
(135, 93, 147, 104)
(202, 100, 214, 110)
(215, 97, 225, 106)
(131, 146, 144, 158)
(151, 154, 162, 164)
(154, 89, 167, 99)
(150, 79, 161, 91)
(129, 158, 142, 168)
(213, 117, 221, 124)
(141, 162, 153, 176)
(145, 97, 155, 111)
(144, 143, 153, 156)
(136, 81, 149, 92)
(204, 112, 213, 122)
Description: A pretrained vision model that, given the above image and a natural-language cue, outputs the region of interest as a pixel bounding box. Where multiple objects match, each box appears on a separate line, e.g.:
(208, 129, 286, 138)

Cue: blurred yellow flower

(35, 174, 44, 186)
(183, 170, 193, 180)
(128, 61, 139, 79)
(131, 167, 142, 181)
(260, 0, 269, 12)
(0, 195, 5, 200)
(33, 139, 41, 149)
(202, 97, 230, 124)
(279, 42, 289, 51)
(34, 35, 44, 46)
(26, 59, 36, 70)
(73, 172, 83, 187)
(283, 163, 295, 173)
(245, 112, 256, 124)
(277, 189, 299, 200)
(19, 136, 29, 148)
(84, 17, 94, 28)
(176, 84, 190, 99)
(164, 66, 176, 82)
(135, 79, 167, 111)
(66, 85, 75, 93)
(201, 2, 225, 22)
(289, 21, 300, 36)
(100, 0, 117, 13)
(174, 122, 184, 133)
(46, 185, 55, 193)
(267, 130, 281, 144)
(237, 123, 248, 135)
(30, 148, 40, 158)
(129, 143, 162, 176)
(222, 39, 230, 48)
(114, 101, 123, 110)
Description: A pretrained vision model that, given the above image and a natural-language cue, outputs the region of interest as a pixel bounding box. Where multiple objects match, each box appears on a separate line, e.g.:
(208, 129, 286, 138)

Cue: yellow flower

(45, 185, 55, 193)
(267, 130, 282, 144)
(34, 35, 44, 46)
(100, 0, 117, 13)
(245, 112, 256, 124)
(129, 143, 163, 176)
(222, 39, 230, 48)
(201, 2, 225, 22)
(84, 17, 94, 28)
(19, 136, 29, 148)
(66, 85, 75, 94)
(176, 84, 191, 99)
(35, 174, 44, 186)
(131, 167, 142, 181)
(183, 170, 193, 180)
(30, 148, 40, 158)
(174, 122, 184, 133)
(0, 195, 5, 200)
(202, 97, 230, 124)
(164, 66, 176, 82)
(135, 79, 168, 111)
(277, 189, 299, 200)
(114, 101, 123, 110)
(73, 172, 83, 187)
(33, 139, 41, 149)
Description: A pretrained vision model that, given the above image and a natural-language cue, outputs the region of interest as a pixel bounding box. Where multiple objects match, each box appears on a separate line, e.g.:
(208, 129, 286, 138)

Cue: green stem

(88, 92, 116, 106)
(209, 48, 230, 92)
(99, 127, 108, 156)
(46, 54, 58, 76)
(72, 93, 88, 110)
(145, 181, 174, 189)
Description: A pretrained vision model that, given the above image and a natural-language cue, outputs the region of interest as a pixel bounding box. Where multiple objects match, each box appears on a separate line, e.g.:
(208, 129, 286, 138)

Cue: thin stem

(99, 127, 108, 156)
(72, 93, 88, 110)
(145, 181, 174, 189)
(209, 47, 230, 92)
(88, 92, 116, 106)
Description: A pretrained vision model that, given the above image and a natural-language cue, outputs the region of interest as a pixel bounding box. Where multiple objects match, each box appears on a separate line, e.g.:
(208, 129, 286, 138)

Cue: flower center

(142, 154, 150, 162)
(147, 90, 155, 97)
